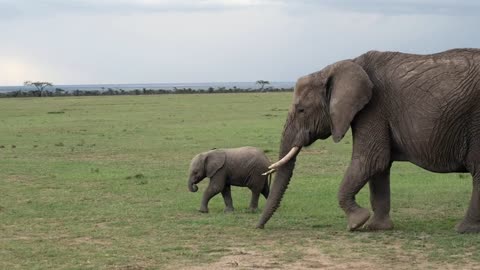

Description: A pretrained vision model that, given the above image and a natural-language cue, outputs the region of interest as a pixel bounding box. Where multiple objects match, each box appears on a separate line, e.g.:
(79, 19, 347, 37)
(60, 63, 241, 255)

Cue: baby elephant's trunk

(188, 178, 199, 192)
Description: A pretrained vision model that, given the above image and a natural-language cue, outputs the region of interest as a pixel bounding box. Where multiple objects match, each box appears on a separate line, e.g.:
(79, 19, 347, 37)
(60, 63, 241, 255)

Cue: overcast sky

(0, 0, 479, 86)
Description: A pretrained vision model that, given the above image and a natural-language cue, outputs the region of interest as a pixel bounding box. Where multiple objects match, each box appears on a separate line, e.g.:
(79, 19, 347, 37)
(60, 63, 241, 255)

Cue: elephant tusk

(262, 168, 276, 176)
(268, 146, 300, 170)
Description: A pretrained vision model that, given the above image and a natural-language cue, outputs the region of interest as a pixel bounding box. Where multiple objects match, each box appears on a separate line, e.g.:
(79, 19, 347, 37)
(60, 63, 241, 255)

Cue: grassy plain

(1, 93, 479, 269)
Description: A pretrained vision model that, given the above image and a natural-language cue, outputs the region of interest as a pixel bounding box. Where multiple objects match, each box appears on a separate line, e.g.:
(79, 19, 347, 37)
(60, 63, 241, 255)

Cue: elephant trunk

(256, 156, 297, 228)
(188, 178, 199, 192)
(257, 119, 302, 229)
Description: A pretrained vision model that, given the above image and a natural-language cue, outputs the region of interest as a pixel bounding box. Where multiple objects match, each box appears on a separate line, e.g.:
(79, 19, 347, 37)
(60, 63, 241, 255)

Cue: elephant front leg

(221, 185, 234, 213)
(199, 179, 224, 213)
(338, 158, 377, 231)
(456, 172, 480, 233)
(365, 168, 394, 231)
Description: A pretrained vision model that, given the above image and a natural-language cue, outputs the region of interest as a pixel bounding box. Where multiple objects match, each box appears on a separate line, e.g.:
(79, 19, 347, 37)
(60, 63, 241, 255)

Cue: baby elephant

(187, 147, 271, 213)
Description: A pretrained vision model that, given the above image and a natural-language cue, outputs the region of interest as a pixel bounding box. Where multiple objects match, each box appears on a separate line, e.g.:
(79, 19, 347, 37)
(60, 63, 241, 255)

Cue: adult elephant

(257, 49, 480, 233)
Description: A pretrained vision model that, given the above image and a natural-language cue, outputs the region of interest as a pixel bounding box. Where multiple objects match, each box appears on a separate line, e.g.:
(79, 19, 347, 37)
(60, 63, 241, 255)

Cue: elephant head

(188, 150, 226, 192)
(257, 60, 373, 228)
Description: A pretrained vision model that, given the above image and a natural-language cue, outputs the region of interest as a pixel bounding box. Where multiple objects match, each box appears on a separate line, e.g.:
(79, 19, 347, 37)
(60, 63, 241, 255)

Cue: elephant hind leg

(456, 172, 480, 233)
(249, 191, 261, 212)
(221, 185, 234, 213)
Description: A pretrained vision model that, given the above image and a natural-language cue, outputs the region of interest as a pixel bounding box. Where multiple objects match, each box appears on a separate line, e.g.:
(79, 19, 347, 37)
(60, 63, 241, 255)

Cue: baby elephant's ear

(205, 150, 226, 178)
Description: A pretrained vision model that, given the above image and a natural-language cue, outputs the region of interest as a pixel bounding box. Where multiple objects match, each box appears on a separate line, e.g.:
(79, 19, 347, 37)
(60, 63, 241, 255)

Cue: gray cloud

(0, 0, 274, 20)
(0, 0, 479, 85)
(294, 0, 480, 16)
(2, 0, 479, 20)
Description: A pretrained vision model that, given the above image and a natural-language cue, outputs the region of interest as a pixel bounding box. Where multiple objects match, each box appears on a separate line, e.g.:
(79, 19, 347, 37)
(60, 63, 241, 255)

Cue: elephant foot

(347, 208, 370, 231)
(224, 207, 234, 213)
(199, 207, 209, 213)
(455, 220, 480, 233)
(365, 215, 394, 231)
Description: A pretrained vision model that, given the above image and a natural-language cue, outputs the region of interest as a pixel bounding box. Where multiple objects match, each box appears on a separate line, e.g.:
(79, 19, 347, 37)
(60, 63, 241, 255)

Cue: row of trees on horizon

(0, 80, 293, 98)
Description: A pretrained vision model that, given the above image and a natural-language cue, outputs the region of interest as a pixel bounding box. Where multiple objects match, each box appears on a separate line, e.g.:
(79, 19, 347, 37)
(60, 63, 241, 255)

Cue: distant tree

(255, 80, 270, 91)
(24, 81, 53, 97)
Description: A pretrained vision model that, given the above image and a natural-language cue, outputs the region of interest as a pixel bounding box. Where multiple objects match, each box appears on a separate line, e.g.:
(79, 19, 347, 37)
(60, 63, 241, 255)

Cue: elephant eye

(294, 101, 305, 113)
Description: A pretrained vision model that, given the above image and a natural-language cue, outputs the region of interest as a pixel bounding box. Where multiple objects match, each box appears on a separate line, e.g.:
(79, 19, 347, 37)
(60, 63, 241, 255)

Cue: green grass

(1, 93, 479, 269)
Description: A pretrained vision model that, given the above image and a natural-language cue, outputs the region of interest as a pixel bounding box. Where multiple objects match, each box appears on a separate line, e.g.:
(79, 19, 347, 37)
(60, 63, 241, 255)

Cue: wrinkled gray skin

(258, 48, 480, 233)
(188, 147, 271, 213)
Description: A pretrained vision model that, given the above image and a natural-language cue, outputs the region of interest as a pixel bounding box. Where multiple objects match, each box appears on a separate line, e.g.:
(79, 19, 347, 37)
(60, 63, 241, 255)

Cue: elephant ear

(205, 150, 226, 178)
(326, 61, 373, 143)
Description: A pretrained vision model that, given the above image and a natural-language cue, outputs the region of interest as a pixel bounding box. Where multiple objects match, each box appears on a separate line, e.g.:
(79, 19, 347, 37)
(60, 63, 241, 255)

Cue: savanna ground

(1, 93, 479, 269)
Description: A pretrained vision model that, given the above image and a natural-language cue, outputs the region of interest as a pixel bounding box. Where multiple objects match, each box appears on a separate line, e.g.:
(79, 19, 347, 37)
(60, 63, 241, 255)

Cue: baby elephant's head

(187, 150, 226, 192)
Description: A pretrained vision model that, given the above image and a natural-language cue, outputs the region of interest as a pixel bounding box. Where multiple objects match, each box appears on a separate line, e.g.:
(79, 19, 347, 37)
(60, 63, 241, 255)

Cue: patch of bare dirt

(171, 244, 480, 270)
(174, 247, 380, 270)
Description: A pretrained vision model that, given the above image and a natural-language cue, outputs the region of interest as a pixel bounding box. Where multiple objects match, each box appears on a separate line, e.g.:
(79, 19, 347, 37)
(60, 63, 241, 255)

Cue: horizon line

(0, 80, 296, 88)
